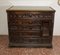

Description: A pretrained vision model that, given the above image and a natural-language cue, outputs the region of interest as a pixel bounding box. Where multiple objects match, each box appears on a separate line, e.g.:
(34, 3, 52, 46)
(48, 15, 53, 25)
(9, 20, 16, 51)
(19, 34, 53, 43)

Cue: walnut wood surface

(6, 6, 55, 47)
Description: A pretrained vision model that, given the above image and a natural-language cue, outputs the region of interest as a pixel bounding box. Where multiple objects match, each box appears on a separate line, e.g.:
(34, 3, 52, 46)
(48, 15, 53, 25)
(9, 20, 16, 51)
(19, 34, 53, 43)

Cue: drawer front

(19, 31, 41, 37)
(8, 11, 53, 20)
(8, 21, 41, 31)
(9, 30, 41, 38)
(9, 35, 51, 44)
(22, 38, 41, 44)
(8, 18, 41, 25)
(8, 11, 40, 19)
(9, 35, 41, 43)
(19, 24, 41, 30)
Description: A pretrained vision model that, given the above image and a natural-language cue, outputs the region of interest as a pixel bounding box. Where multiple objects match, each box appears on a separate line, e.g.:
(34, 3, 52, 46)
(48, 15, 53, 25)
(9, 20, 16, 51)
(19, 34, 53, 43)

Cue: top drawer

(8, 11, 54, 20)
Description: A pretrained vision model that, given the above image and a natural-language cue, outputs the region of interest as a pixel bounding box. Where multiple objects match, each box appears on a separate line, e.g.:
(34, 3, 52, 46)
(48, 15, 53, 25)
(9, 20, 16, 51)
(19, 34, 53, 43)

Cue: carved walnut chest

(6, 6, 55, 48)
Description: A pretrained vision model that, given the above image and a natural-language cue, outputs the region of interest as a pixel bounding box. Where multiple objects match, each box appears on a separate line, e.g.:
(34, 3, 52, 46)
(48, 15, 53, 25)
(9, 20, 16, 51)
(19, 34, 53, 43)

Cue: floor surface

(0, 35, 60, 55)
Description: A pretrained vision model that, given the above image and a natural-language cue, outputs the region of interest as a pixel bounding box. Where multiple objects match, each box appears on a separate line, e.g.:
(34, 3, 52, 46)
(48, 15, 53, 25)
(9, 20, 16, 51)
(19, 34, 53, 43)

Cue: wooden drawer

(10, 36, 41, 43)
(8, 18, 41, 26)
(22, 38, 41, 44)
(8, 11, 53, 20)
(9, 24, 41, 31)
(9, 30, 41, 38)
(8, 11, 40, 19)
(19, 31, 41, 36)
(19, 24, 41, 30)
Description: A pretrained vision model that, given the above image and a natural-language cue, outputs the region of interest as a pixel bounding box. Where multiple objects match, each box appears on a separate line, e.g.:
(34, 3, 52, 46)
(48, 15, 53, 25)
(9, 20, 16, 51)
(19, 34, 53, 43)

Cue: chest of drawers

(6, 6, 55, 48)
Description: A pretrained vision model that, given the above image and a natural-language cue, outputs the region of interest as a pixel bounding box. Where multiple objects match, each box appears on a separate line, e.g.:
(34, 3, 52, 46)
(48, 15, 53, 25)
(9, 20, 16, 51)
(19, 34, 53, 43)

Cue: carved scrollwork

(9, 13, 52, 21)
(9, 13, 44, 19)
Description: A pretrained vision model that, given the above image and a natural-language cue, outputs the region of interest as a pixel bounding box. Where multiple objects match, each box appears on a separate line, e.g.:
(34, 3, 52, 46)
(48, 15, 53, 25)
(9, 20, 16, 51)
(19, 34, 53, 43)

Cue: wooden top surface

(6, 6, 55, 12)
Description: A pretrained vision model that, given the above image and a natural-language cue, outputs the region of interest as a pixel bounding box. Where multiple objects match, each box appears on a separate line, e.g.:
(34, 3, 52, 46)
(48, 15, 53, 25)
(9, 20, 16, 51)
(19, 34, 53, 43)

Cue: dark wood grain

(6, 6, 55, 47)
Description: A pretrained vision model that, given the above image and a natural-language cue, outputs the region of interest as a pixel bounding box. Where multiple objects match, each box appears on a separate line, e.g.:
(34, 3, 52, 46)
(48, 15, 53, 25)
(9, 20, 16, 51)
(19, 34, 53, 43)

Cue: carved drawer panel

(19, 25, 41, 31)
(8, 12, 40, 19)
(9, 24, 41, 31)
(22, 38, 41, 44)
(19, 27, 40, 31)
(9, 30, 41, 35)
(8, 19, 41, 26)
(9, 30, 41, 38)
(8, 12, 53, 20)
(19, 31, 41, 36)
(10, 36, 41, 43)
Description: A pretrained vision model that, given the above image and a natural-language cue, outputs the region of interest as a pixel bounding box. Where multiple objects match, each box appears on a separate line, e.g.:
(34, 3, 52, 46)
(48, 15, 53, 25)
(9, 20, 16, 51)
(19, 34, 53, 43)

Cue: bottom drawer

(9, 35, 52, 44)
(9, 36, 41, 44)
(23, 38, 41, 44)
